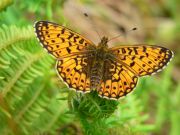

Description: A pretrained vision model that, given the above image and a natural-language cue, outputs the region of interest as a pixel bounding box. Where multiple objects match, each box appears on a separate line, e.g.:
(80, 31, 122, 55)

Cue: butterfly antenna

(108, 27, 137, 42)
(84, 13, 101, 40)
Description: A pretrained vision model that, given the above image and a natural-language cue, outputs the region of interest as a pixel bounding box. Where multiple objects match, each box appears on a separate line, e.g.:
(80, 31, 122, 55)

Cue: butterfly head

(98, 36, 108, 48)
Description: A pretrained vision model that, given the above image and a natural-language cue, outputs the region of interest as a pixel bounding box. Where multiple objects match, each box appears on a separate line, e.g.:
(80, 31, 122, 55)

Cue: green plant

(0, 0, 179, 135)
(0, 24, 71, 134)
(0, 24, 155, 134)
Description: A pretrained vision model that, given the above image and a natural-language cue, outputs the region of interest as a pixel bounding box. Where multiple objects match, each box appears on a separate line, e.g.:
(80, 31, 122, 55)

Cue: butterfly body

(34, 21, 173, 100)
(81, 36, 116, 91)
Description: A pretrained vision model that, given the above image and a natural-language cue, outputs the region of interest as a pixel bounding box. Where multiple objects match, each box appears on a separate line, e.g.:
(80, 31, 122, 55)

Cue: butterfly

(34, 21, 173, 100)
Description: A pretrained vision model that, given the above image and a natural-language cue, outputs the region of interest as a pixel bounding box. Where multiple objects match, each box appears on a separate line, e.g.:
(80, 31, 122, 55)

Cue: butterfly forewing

(110, 45, 173, 76)
(34, 21, 95, 58)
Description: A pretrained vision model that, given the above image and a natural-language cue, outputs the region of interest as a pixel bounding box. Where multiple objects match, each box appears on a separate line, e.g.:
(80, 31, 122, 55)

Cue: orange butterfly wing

(56, 54, 92, 93)
(34, 21, 95, 58)
(34, 21, 95, 92)
(98, 59, 138, 100)
(98, 45, 173, 100)
(110, 45, 173, 76)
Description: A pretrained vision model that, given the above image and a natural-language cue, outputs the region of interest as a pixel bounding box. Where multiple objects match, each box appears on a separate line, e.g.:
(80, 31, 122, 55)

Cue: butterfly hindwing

(98, 59, 138, 99)
(34, 21, 95, 58)
(56, 54, 91, 93)
(110, 45, 173, 76)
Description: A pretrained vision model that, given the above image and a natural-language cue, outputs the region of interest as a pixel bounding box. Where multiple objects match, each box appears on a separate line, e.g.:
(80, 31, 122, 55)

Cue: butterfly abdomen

(90, 62, 103, 90)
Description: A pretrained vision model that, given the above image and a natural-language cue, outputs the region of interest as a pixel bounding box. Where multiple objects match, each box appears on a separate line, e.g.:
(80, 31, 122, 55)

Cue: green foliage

(73, 91, 118, 119)
(0, 0, 179, 135)
(0, 24, 159, 135)
(0, 0, 13, 12)
(0, 24, 71, 134)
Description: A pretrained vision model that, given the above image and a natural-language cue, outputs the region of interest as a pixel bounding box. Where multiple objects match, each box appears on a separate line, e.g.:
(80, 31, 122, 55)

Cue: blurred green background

(0, 0, 179, 135)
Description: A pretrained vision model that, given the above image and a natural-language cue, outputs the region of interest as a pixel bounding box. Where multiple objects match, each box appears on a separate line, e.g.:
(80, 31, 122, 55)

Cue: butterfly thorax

(97, 36, 109, 49)
(95, 36, 109, 59)
(90, 36, 109, 90)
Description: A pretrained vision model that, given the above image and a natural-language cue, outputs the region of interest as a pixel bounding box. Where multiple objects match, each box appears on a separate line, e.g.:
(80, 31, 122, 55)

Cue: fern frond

(0, 25, 71, 134)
